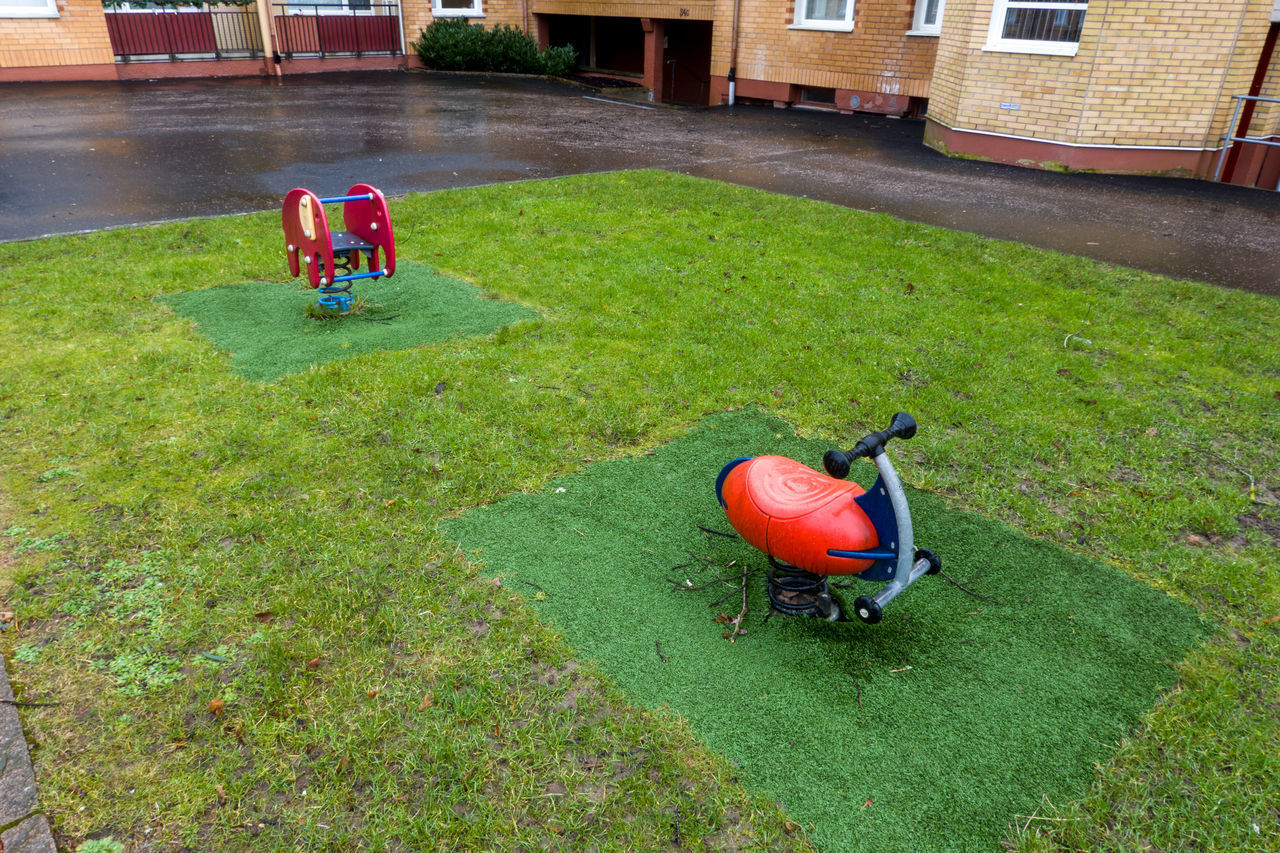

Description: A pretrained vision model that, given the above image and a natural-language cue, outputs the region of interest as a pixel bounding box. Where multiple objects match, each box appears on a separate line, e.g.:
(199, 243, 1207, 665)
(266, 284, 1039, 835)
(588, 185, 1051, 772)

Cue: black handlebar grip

(823, 448, 852, 479)
(823, 412, 917, 479)
(886, 412, 917, 441)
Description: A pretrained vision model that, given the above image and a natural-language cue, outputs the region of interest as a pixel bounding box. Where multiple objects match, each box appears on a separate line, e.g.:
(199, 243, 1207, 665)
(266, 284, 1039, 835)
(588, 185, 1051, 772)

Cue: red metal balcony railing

(105, 8, 263, 60)
(271, 3, 401, 58)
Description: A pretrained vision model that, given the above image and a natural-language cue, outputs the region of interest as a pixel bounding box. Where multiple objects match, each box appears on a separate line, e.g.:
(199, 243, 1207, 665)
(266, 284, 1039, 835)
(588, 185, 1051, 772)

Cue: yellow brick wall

(402, 0, 529, 48)
(0, 0, 114, 68)
(708, 0, 937, 97)
(929, 0, 1276, 149)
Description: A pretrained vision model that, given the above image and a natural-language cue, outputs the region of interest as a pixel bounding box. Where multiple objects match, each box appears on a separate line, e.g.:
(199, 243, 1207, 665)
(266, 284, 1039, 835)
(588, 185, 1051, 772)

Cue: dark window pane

(1002, 7, 1084, 42)
(922, 0, 939, 26)
(804, 0, 846, 21)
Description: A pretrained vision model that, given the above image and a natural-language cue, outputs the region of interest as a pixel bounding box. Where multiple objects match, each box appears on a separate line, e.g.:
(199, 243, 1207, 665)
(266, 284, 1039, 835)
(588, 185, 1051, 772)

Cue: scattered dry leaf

(417, 693, 435, 711)
(208, 698, 225, 717)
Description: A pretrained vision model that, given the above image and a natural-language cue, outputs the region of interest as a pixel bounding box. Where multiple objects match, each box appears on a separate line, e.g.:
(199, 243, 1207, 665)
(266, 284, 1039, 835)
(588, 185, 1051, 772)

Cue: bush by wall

(414, 19, 577, 76)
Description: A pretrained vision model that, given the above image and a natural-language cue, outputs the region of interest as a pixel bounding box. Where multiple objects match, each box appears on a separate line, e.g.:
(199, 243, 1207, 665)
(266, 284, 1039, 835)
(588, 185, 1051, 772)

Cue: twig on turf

(655, 641, 666, 662)
(697, 525, 739, 539)
(711, 566, 751, 641)
(938, 569, 1001, 604)
(667, 563, 760, 593)
(519, 580, 545, 593)
(708, 586, 743, 609)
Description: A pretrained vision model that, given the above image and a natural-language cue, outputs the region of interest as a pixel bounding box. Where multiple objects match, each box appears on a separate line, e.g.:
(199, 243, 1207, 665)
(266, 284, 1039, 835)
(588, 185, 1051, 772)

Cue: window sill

(787, 21, 855, 32)
(982, 39, 1079, 57)
(1, 9, 59, 16)
(905, 29, 939, 37)
(431, 9, 484, 16)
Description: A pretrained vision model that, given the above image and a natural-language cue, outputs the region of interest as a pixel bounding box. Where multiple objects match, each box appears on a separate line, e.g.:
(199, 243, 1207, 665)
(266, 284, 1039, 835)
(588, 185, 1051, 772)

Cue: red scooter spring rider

(716, 412, 941, 624)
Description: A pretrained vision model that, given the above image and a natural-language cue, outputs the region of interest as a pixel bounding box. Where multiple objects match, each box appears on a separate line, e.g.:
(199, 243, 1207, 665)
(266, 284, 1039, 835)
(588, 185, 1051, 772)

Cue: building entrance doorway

(661, 19, 711, 105)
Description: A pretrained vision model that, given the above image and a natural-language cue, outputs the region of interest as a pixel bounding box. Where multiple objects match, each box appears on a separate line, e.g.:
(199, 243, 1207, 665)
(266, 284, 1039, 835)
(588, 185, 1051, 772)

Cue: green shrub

(539, 44, 577, 77)
(414, 18, 576, 75)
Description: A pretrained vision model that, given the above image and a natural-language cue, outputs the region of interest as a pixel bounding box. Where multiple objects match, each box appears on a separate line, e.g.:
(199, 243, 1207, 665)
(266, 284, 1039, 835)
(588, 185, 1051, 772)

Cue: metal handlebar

(822, 412, 917, 479)
(317, 193, 376, 204)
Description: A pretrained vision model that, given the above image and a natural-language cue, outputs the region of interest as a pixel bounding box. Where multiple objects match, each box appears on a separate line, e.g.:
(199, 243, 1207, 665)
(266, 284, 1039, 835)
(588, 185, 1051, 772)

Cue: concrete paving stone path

(0, 656, 54, 853)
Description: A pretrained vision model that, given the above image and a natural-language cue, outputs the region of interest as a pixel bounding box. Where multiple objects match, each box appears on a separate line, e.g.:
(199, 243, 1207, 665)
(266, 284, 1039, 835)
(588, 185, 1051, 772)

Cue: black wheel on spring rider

(917, 548, 942, 575)
(853, 595, 883, 624)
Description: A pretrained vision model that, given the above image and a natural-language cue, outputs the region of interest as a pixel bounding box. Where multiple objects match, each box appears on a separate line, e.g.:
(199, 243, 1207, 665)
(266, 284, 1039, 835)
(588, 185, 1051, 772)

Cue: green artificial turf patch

(161, 261, 535, 381)
(446, 409, 1208, 853)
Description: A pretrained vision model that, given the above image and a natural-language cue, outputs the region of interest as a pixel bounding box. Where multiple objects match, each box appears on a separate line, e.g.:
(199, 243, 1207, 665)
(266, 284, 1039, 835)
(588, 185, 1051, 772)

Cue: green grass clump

(0, 170, 1277, 852)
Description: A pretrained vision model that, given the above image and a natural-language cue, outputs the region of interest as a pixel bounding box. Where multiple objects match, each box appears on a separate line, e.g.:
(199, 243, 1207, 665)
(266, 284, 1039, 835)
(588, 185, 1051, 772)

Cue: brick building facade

(1, 0, 115, 79)
(925, 0, 1280, 182)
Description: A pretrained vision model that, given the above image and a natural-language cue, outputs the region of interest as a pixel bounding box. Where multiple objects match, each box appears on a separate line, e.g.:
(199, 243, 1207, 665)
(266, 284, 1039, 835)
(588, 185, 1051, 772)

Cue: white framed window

(908, 0, 944, 36)
(432, 0, 481, 17)
(790, 0, 854, 33)
(0, 0, 59, 18)
(985, 0, 1085, 56)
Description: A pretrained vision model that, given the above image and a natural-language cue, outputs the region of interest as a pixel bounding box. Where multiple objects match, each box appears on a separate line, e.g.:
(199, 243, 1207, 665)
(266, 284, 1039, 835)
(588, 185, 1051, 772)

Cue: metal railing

(1214, 94, 1280, 187)
(663, 58, 708, 106)
(105, 8, 262, 61)
(271, 2, 402, 58)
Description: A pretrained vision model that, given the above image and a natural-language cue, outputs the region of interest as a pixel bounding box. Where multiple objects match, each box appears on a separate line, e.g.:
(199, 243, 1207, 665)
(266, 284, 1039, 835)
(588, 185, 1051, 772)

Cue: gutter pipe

(727, 0, 740, 104)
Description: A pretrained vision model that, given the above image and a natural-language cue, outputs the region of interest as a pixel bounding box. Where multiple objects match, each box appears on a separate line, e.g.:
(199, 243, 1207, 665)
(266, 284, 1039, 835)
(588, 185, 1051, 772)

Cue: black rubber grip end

(823, 449, 851, 479)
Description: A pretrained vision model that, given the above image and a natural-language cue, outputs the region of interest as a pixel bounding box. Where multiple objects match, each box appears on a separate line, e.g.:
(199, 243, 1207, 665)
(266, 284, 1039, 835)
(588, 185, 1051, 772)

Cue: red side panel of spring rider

(342, 183, 396, 277)
(282, 188, 332, 289)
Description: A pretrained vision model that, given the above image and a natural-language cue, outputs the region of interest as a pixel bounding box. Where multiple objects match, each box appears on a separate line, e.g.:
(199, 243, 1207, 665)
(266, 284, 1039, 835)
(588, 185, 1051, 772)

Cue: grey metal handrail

(663, 58, 709, 106)
(1213, 94, 1280, 182)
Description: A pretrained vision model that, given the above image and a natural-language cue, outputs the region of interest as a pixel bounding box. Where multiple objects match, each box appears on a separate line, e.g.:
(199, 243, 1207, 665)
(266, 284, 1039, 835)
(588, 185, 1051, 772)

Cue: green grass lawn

(0, 170, 1277, 852)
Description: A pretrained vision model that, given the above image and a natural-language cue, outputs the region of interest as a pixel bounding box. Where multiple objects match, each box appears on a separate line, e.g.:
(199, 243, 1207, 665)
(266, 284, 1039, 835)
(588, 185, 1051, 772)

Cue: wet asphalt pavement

(1, 70, 1277, 295)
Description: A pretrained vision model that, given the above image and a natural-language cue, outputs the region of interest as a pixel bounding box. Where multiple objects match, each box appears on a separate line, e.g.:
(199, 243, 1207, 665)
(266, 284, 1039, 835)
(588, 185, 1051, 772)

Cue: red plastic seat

(719, 456, 880, 576)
